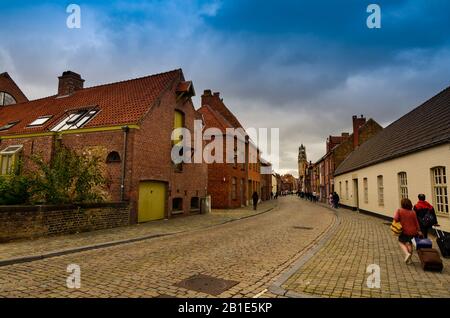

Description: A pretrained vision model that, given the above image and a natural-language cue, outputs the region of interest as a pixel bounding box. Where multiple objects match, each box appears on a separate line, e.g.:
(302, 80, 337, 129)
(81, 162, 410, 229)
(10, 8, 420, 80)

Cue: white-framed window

(398, 172, 408, 200)
(345, 180, 349, 200)
(0, 145, 23, 175)
(363, 177, 369, 204)
(28, 116, 53, 127)
(431, 167, 448, 214)
(377, 175, 384, 206)
(0, 92, 16, 106)
(51, 109, 98, 132)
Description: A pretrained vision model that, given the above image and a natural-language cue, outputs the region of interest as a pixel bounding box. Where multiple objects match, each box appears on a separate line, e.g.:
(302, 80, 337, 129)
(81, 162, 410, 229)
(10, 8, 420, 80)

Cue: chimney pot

(203, 89, 212, 96)
(213, 92, 220, 97)
(58, 71, 84, 96)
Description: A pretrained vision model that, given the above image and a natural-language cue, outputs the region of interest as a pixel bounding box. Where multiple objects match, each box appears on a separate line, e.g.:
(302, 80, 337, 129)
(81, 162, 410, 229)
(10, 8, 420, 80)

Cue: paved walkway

(0, 200, 277, 263)
(281, 206, 450, 298)
(0, 196, 335, 298)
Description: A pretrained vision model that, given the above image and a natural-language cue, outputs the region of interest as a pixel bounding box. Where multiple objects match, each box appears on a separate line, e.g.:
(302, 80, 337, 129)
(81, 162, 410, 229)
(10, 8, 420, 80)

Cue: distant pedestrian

(394, 198, 422, 264)
(329, 193, 334, 207)
(252, 191, 259, 210)
(414, 194, 438, 238)
(332, 192, 340, 209)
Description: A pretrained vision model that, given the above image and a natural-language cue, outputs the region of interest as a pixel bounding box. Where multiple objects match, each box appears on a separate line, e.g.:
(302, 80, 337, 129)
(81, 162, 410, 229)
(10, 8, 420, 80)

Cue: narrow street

(0, 197, 335, 298)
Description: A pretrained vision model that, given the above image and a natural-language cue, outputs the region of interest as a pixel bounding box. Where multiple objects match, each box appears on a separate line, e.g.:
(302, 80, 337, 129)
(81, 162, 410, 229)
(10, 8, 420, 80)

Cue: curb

(268, 200, 341, 298)
(0, 204, 277, 267)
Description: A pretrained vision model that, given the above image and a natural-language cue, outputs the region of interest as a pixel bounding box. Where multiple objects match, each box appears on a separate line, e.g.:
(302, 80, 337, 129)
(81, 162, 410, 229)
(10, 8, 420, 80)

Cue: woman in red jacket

(394, 198, 423, 264)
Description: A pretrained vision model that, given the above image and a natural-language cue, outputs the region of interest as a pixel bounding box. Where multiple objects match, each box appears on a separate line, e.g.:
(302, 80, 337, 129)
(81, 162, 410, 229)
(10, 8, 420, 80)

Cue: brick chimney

(352, 115, 366, 148)
(58, 71, 84, 96)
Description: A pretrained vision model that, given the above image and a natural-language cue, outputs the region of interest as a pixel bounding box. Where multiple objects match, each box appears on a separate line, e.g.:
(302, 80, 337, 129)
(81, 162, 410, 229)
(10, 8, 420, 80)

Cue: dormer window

(51, 108, 98, 132)
(28, 116, 53, 127)
(0, 121, 20, 131)
(0, 92, 16, 106)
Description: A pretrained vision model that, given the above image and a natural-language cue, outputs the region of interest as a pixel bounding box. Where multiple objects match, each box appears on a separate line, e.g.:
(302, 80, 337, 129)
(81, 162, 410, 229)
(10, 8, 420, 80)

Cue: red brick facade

(0, 70, 208, 223)
(198, 90, 264, 209)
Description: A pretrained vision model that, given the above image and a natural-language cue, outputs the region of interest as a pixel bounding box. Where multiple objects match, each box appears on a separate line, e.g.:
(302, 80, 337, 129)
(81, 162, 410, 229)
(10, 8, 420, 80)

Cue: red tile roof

(0, 69, 182, 136)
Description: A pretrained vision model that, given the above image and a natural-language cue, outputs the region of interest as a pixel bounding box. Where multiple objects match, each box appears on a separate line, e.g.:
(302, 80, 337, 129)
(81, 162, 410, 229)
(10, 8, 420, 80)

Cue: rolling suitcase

(434, 227, 450, 258)
(413, 237, 432, 250)
(417, 248, 443, 272)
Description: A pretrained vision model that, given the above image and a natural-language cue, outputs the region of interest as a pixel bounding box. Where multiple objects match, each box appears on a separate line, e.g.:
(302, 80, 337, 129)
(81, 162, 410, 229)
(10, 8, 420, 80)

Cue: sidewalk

(0, 200, 277, 265)
(279, 206, 450, 298)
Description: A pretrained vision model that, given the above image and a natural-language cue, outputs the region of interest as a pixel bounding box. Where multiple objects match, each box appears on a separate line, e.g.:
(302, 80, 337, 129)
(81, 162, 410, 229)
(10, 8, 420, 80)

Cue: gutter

(120, 126, 130, 201)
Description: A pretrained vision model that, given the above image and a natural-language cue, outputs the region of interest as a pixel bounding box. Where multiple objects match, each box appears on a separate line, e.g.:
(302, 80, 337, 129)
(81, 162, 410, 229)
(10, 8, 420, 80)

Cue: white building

(334, 86, 450, 232)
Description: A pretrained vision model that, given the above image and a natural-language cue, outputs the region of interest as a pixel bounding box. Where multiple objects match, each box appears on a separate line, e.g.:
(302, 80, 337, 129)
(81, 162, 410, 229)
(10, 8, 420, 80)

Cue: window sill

(171, 210, 184, 215)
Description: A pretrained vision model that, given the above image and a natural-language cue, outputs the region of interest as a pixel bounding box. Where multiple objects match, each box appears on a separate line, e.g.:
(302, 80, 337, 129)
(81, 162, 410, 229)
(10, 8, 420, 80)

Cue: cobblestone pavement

(0, 196, 335, 298)
(0, 200, 277, 262)
(282, 206, 450, 298)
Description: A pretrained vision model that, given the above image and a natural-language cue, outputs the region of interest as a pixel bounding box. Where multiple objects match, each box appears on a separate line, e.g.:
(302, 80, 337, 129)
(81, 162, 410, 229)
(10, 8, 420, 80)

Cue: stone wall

(0, 202, 130, 242)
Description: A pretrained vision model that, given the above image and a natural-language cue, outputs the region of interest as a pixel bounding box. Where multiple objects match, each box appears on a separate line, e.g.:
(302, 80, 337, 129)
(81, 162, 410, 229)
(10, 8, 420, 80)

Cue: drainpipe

(120, 126, 129, 201)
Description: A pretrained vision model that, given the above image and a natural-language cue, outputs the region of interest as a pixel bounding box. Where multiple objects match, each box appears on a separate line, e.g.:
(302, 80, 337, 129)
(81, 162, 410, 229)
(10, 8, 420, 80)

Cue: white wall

(335, 143, 450, 232)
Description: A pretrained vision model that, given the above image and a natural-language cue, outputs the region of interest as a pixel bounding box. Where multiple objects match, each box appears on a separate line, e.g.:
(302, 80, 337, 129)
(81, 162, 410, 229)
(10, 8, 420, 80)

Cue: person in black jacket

(252, 191, 259, 210)
(414, 194, 438, 238)
(332, 192, 340, 209)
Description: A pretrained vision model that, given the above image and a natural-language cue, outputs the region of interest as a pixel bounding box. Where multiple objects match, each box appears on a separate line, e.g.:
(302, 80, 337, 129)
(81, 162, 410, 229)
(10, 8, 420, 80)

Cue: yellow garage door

(138, 181, 166, 223)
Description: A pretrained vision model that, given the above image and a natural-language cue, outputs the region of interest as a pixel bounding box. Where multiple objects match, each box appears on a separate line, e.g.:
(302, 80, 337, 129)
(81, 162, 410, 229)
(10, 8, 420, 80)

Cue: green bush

(30, 145, 106, 204)
(0, 174, 31, 205)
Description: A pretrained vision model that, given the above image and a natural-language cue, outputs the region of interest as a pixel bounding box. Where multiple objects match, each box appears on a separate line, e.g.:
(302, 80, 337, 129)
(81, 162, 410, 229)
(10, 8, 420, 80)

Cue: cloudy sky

(1, 0, 449, 176)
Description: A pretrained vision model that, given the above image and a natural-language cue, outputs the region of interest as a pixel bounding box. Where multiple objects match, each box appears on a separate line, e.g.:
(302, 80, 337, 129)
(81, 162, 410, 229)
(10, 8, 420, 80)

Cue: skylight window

(0, 121, 20, 131)
(28, 116, 52, 127)
(51, 109, 98, 132)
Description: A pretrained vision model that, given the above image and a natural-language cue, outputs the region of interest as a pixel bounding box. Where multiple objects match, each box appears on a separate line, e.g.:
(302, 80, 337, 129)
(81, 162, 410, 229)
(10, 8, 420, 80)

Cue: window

(51, 109, 98, 132)
(172, 198, 183, 212)
(0, 92, 16, 106)
(106, 151, 121, 163)
(0, 121, 20, 131)
(377, 175, 384, 206)
(398, 172, 408, 200)
(339, 181, 342, 197)
(28, 116, 52, 127)
(431, 167, 449, 214)
(345, 181, 349, 200)
(190, 197, 200, 211)
(363, 178, 369, 204)
(231, 177, 237, 200)
(0, 145, 23, 175)
(173, 110, 185, 144)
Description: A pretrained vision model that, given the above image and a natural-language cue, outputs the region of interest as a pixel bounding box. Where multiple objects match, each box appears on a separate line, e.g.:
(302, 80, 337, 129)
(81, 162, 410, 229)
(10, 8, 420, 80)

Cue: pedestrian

(329, 193, 334, 207)
(394, 198, 423, 264)
(332, 192, 340, 208)
(312, 191, 317, 203)
(414, 194, 439, 238)
(252, 191, 259, 211)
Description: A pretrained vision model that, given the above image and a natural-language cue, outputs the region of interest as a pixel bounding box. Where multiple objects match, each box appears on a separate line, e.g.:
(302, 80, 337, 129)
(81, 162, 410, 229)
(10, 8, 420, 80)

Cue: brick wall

(0, 202, 130, 242)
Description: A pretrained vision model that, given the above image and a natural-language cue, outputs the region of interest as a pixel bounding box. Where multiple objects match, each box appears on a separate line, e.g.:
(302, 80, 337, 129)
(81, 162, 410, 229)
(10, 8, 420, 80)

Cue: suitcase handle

(433, 226, 445, 239)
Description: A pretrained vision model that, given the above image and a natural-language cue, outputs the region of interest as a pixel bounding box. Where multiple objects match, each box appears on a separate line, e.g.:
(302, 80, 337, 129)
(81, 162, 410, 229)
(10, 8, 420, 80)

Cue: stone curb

(268, 200, 341, 298)
(0, 204, 276, 267)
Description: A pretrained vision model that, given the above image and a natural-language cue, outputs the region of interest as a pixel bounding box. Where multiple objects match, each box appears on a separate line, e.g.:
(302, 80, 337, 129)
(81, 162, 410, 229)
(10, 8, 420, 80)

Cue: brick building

(260, 159, 273, 200)
(310, 115, 383, 201)
(0, 69, 208, 224)
(198, 90, 262, 208)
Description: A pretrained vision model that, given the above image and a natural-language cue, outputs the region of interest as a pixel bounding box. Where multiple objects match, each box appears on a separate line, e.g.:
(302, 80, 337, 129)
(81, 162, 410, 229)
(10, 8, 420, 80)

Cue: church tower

(298, 144, 307, 191)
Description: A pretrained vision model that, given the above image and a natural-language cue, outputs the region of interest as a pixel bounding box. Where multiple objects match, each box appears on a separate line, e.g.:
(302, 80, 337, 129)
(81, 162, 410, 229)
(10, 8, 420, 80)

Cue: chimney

(341, 132, 349, 138)
(203, 89, 212, 96)
(352, 115, 366, 148)
(58, 71, 84, 96)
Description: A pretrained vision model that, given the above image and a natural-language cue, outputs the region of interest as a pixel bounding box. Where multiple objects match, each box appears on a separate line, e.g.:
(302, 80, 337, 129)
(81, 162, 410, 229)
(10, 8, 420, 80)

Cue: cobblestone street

(0, 196, 335, 298)
(282, 206, 450, 298)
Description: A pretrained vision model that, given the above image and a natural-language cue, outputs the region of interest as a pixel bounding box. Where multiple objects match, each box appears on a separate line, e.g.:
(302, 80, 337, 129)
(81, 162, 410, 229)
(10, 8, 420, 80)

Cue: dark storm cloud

(1, 0, 449, 175)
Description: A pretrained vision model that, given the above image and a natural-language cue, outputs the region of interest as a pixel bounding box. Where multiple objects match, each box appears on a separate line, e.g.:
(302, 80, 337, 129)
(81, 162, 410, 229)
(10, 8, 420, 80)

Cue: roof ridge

(82, 68, 182, 91)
